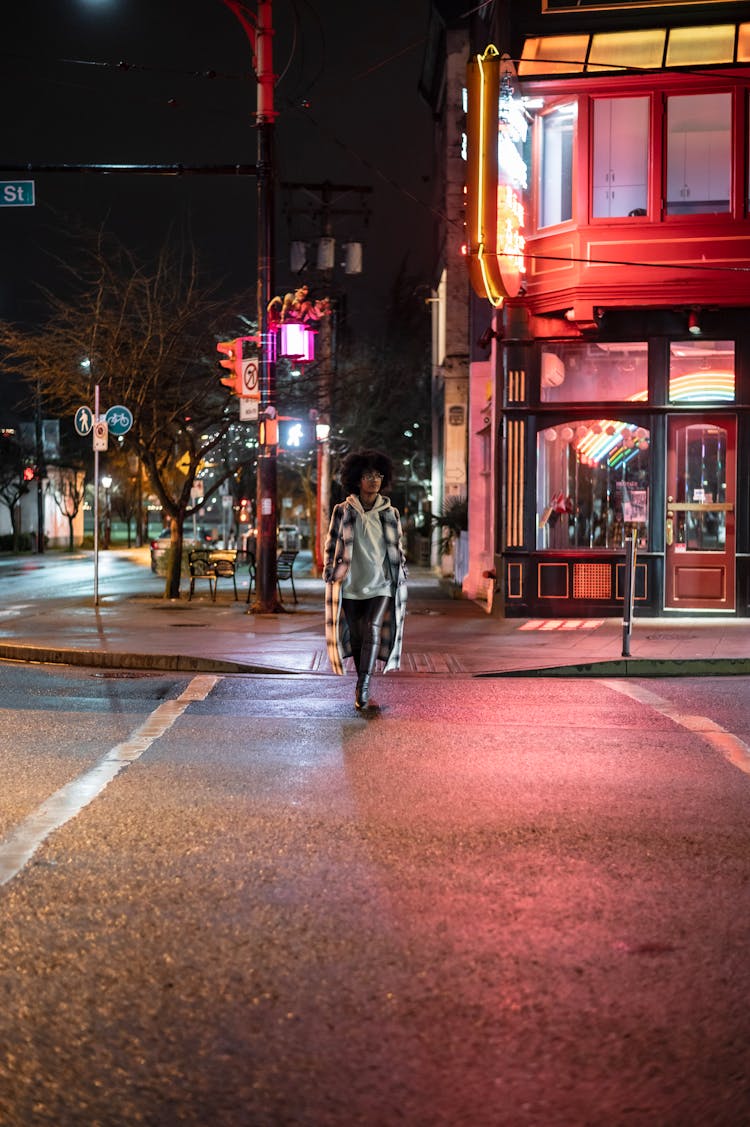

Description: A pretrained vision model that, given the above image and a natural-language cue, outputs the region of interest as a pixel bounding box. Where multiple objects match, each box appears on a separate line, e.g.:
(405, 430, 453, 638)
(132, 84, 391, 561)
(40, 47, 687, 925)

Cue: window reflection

(541, 341, 648, 403)
(672, 424, 727, 552)
(537, 420, 650, 550)
(540, 104, 576, 227)
(669, 340, 735, 402)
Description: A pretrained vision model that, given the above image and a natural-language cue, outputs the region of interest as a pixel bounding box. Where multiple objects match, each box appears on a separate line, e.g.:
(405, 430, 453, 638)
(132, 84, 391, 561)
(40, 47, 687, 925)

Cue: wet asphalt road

(0, 664, 749, 1127)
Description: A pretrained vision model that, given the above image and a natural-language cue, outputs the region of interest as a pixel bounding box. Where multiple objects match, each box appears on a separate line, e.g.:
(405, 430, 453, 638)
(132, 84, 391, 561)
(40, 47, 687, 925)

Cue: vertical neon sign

(466, 47, 527, 304)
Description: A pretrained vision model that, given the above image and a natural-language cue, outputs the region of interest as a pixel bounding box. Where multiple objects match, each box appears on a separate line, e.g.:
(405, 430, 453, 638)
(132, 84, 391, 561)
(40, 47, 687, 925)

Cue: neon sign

(466, 47, 527, 305)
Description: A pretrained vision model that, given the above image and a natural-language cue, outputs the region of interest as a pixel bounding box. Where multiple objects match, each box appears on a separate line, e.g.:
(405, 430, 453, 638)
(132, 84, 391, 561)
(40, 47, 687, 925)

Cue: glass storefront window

(541, 341, 648, 403)
(669, 340, 735, 402)
(537, 420, 651, 550)
(666, 93, 731, 215)
(592, 98, 649, 218)
(539, 103, 576, 227)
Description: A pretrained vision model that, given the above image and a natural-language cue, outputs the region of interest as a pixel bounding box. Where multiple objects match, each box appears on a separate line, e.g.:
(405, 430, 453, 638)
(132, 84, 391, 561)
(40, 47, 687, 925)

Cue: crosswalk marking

(518, 619, 604, 632)
(0, 675, 219, 886)
(312, 651, 465, 674)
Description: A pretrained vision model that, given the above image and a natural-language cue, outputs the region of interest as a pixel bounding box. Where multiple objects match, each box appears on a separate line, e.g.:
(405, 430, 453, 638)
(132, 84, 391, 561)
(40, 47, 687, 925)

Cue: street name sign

(239, 397, 259, 421)
(0, 181, 35, 207)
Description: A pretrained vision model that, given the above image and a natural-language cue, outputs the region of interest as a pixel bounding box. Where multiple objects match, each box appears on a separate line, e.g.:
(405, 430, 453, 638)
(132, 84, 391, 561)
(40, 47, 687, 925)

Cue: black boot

(355, 633, 379, 710)
(355, 672, 371, 710)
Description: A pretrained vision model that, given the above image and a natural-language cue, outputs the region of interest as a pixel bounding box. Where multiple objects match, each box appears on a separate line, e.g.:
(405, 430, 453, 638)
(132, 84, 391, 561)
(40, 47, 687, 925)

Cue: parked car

(149, 527, 209, 573)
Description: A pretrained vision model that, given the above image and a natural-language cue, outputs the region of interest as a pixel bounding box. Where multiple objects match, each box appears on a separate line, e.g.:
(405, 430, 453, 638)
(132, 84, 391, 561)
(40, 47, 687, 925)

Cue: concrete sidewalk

(0, 549, 748, 677)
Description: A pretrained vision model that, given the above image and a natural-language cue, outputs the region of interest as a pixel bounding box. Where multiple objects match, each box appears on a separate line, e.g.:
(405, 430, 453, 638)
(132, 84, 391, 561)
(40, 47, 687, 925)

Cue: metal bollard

(621, 533, 637, 657)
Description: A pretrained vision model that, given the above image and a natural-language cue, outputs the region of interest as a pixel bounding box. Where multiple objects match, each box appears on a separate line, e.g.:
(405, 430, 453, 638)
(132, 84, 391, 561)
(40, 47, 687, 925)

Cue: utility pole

(253, 0, 280, 611)
(223, 0, 281, 612)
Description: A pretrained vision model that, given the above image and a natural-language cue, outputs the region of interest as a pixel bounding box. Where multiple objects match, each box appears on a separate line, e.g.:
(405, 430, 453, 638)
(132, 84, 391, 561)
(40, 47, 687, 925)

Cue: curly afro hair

(340, 449, 394, 495)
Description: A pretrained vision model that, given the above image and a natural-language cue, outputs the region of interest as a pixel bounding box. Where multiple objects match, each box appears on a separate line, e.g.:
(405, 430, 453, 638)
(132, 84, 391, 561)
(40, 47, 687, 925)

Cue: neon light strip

(670, 371, 735, 402)
(475, 54, 487, 270)
(476, 51, 505, 309)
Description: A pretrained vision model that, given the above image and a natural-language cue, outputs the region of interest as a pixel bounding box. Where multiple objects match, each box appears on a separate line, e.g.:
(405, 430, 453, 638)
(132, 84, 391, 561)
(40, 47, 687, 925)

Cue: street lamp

(101, 474, 112, 549)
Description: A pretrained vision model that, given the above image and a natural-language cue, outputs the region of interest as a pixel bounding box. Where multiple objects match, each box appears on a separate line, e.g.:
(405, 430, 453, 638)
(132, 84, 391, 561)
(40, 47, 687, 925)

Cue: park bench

(188, 549, 238, 602)
(243, 549, 299, 605)
(209, 550, 238, 601)
(276, 549, 299, 604)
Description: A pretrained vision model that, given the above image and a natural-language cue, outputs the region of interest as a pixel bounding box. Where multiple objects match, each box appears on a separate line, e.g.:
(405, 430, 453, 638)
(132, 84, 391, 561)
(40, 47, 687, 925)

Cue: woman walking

(323, 449, 408, 709)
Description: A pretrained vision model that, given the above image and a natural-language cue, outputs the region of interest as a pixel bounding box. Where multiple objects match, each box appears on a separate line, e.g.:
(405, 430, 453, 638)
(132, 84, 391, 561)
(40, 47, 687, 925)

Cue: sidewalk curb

(478, 657, 750, 678)
(0, 643, 299, 676)
(5, 641, 749, 680)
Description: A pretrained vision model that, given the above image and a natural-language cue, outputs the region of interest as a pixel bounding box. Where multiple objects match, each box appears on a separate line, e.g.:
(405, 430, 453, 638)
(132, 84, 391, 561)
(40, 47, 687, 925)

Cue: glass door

(665, 416, 735, 610)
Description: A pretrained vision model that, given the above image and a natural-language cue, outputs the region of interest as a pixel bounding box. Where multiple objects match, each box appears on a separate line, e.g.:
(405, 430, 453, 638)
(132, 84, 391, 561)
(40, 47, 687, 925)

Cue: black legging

(342, 596, 390, 677)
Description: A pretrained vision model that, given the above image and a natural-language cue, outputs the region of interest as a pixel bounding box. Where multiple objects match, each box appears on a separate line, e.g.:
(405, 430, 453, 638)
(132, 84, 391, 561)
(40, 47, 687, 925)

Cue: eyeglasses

(361, 471, 383, 481)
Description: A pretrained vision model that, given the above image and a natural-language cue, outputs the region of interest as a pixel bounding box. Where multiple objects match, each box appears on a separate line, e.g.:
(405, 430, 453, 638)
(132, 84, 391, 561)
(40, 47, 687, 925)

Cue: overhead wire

(3, 28, 750, 279)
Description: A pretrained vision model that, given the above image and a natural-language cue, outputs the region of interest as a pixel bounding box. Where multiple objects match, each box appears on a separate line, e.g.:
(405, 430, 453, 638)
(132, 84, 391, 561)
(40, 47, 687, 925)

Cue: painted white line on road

(0, 605, 31, 619)
(0, 674, 219, 887)
(603, 680, 750, 777)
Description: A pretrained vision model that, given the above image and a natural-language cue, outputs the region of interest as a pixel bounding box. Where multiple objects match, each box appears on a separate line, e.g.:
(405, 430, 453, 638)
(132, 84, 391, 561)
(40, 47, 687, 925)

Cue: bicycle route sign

(105, 405, 133, 436)
(74, 403, 133, 441)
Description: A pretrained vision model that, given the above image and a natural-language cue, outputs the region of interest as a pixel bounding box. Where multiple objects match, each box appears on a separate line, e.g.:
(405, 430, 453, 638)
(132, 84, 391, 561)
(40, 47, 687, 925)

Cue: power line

(506, 248, 750, 276)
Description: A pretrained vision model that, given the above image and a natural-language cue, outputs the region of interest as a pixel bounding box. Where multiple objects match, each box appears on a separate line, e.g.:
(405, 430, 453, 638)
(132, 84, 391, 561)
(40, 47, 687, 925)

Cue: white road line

(603, 679, 750, 777)
(0, 605, 31, 619)
(0, 674, 219, 887)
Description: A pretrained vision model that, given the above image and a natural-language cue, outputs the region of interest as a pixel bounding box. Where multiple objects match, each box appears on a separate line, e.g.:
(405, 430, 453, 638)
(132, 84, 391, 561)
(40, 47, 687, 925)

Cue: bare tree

(0, 229, 255, 597)
(0, 432, 29, 551)
(46, 465, 86, 552)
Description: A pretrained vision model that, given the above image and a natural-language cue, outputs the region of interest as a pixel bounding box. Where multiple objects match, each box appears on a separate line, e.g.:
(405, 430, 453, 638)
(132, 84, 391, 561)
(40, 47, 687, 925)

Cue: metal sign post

(77, 388, 126, 607)
(93, 385, 100, 607)
(621, 533, 637, 657)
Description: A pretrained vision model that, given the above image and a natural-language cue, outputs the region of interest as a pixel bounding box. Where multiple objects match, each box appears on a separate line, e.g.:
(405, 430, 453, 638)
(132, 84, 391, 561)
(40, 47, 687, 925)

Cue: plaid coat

(323, 497, 408, 675)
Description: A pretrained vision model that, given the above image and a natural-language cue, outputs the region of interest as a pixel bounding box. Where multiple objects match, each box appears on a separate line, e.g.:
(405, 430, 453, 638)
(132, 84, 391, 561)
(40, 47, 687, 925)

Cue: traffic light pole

(223, 0, 280, 612)
(254, 129, 280, 608)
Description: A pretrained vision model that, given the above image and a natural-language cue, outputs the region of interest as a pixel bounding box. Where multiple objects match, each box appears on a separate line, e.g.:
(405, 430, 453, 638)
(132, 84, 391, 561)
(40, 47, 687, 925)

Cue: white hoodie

(342, 494, 395, 600)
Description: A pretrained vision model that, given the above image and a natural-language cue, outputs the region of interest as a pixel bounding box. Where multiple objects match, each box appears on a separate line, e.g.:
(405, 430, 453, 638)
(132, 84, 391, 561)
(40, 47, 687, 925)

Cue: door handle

(666, 513, 674, 546)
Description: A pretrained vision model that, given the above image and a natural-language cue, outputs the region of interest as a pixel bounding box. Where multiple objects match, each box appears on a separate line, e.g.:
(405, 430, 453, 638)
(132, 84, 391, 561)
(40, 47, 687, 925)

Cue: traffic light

(217, 339, 242, 394)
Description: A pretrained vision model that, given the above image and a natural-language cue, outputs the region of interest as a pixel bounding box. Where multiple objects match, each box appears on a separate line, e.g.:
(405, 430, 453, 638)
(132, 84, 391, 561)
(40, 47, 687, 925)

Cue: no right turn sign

(241, 358, 260, 398)
(93, 420, 108, 451)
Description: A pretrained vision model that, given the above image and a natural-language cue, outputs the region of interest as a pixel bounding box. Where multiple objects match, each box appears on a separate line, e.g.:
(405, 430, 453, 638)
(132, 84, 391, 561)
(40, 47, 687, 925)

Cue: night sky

(1, 0, 436, 336)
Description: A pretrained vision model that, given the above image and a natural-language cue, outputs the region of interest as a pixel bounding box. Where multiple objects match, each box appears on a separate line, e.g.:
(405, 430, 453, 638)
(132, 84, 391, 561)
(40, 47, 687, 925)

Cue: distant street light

(314, 417, 330, 573)
(101, 474, 112, 549)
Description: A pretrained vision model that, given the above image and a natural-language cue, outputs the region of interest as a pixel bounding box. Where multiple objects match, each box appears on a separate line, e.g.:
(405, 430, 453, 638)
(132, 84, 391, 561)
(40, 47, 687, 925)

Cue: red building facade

(471, 2, 750, 616)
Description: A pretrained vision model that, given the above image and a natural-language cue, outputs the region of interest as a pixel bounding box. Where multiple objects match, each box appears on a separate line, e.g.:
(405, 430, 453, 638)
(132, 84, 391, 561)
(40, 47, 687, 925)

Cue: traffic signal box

(217, 336, 261, 398)
(217, 339, 242, 394)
